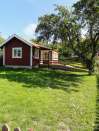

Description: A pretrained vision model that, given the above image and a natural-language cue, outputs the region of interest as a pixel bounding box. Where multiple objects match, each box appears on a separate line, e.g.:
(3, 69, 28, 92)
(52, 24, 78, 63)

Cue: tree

(73, 0, 99, 74)
(35, 6, 74, 54)
(0, 35, 5, 44)
(35, 1, 99, 74)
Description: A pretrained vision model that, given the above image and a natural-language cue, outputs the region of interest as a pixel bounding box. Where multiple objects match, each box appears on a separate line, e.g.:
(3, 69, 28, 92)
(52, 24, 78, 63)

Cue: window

(41, 50, 49, 60)
(34, 48, 39, 58)
(12, 48, 22, 58)
(43, 52, 48, 60)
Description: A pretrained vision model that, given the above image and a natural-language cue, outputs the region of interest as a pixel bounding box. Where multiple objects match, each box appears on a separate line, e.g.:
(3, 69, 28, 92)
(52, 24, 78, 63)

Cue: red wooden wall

(5, 37, 30, 66)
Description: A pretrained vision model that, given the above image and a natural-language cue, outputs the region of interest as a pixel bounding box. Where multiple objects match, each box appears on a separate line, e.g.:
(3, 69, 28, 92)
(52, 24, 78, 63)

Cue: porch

(32, 46, 50, 67)
(32, 46, 58, 67)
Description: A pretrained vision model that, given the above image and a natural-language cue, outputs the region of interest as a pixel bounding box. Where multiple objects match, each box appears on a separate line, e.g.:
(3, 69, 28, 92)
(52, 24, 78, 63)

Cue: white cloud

(72, 0, 79, 4)
(73, 0, 79, 2)
(23, 23, 37, 40)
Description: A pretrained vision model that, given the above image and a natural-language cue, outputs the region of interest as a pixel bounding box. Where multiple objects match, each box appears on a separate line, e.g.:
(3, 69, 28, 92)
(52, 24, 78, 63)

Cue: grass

(0, 68, 97, 131)
(60, 58, 86, 69)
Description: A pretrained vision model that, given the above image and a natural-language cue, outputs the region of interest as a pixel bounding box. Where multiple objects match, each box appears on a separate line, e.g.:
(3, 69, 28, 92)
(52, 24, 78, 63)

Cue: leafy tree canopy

(35, 0, 99, 74)
(0, 35, 5, 44)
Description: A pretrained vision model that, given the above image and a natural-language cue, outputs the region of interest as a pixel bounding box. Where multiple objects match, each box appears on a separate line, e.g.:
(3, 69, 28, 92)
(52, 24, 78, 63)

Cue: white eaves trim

(0, 34, 32, 48)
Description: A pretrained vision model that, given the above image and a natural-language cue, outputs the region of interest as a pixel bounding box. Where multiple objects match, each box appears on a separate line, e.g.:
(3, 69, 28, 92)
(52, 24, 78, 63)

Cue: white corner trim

(30, 46, 33, 66)
(3, 47, 5, 66)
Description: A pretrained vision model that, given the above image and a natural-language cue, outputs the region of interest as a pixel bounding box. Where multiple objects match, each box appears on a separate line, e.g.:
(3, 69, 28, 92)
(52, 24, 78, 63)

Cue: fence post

(14, 127, 21, 131)
(2, 124, 10, 131)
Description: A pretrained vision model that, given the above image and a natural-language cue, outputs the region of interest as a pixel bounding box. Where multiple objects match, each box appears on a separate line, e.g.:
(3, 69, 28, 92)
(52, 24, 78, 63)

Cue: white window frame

(12, 47, 22, 58)
(34, 48, 39, 59)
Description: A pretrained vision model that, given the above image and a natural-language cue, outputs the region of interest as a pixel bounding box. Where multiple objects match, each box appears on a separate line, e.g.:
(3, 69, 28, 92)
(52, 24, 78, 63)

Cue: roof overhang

(0, 34, 52, 51)
(32, 42, 51, 50)
(0, 34, 32, 48)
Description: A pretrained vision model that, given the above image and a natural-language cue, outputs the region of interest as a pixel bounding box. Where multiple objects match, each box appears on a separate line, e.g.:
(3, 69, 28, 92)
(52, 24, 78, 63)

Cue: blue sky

(0, 0, 77, 40)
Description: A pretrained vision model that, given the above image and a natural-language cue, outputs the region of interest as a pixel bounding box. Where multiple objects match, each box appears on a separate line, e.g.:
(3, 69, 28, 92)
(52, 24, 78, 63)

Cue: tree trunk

(86, 59, 94, 75)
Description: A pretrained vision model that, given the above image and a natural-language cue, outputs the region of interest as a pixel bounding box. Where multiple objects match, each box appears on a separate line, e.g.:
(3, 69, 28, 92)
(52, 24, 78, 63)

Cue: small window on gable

(12, 48, 22, 58)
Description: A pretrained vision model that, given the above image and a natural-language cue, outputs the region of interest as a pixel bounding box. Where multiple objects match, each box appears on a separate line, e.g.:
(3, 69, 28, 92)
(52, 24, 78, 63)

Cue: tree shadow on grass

(0, 68, 88, 92)
(94, 75, 99, 130)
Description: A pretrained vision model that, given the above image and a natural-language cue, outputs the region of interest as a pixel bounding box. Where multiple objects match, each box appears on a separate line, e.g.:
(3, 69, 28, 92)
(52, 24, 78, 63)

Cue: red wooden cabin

(0, 34, 58, 68)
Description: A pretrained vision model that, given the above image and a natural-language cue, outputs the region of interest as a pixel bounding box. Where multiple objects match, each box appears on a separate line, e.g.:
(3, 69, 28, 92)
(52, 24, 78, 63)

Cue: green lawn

(0, 68, 98, 131)
(60, 58, 86, 69)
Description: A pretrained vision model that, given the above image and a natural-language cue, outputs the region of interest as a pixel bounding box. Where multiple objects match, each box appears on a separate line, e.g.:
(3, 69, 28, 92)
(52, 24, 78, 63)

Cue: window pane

(34, 49, 39, 58)
(18, 50, 21, 57)
(12, 48, 22, 58)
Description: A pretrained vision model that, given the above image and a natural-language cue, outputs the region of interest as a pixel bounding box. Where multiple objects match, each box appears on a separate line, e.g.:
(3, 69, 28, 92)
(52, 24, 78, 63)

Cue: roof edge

(0, 34, 56, 51)
(0, 34, 32, 48)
